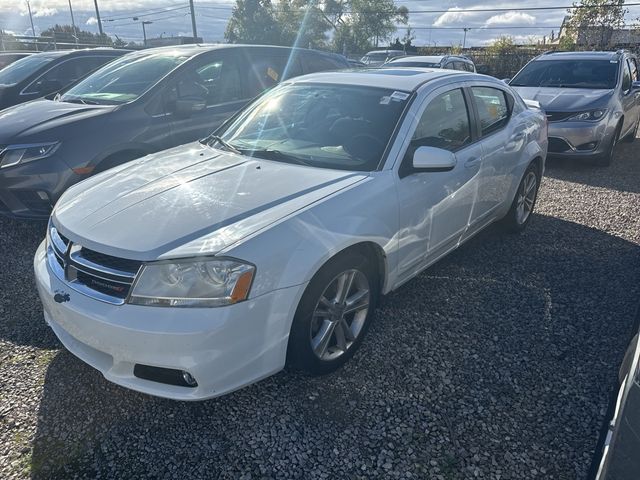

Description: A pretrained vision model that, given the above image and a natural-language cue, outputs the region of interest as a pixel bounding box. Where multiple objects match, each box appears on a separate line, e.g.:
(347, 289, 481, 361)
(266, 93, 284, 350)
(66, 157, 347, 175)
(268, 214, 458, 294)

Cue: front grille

(546, 111, 574, 122)
(48, 225, 143, 304)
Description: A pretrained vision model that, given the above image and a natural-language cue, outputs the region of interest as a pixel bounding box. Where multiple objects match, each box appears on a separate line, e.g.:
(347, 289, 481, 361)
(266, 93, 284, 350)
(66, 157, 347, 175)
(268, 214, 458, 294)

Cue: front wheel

(501, 163, 541, 233)
(287, 251, 378, 375)
(593, 124, 621, 167)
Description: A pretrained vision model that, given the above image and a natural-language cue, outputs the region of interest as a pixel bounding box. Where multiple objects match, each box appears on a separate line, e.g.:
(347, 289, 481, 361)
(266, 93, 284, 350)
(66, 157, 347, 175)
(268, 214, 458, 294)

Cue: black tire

(501, 162, 541, 233)
(287, 250, 379, 375)
(593, 124, 621, 167)
(622, 118, 639, 143)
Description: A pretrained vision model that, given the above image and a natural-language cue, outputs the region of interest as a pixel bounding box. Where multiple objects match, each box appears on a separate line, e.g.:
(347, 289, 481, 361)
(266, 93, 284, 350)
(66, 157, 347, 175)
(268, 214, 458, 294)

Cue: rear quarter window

(301, 54, 345, 74)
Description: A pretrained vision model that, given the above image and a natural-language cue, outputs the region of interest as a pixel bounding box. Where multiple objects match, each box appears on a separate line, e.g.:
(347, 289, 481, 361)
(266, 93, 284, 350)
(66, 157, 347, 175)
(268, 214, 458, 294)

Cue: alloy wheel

(310, 269, 370, 361)
(515, 171, 537, 225)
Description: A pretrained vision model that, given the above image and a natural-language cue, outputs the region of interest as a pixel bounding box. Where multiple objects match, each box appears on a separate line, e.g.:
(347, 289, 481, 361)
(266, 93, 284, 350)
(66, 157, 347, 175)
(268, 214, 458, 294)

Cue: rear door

(624, 57, 640, 134)
(166, 52, 251, 145)
(467, 84, 528, 230)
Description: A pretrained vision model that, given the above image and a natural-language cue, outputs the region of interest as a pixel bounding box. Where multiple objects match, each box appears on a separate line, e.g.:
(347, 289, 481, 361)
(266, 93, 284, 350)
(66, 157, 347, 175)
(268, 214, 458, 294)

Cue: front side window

(214, 83, 410, 171)
(510, 59, 618, 89)
(0, 54, 56, 86)
(471, 87, 510, 137)
(60, 52, 190, 105)
(411, 88, 471, 151)
(23, 56, 111, 95)
(170, 58, 244, 106)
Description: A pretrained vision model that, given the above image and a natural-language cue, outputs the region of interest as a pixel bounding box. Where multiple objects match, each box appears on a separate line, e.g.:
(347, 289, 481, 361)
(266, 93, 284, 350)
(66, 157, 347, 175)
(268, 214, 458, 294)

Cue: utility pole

(142, 20, 152, 47)
(93, 0, 104, 36)
(68, 0, 78, 46)
(189, 0, 198, 41)
(462, 28, 470, 50)
(26, 1, 37, 51)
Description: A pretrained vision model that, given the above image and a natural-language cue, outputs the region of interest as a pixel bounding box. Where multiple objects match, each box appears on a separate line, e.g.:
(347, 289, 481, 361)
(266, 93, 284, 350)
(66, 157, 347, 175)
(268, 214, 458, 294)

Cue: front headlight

(567, 109, 607, 122)
(128, 258, 255, 307)
(0, 142, 60, 169)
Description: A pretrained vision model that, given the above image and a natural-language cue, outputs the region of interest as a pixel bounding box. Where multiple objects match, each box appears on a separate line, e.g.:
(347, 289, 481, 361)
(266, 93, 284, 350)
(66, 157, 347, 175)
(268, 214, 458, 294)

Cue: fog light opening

(182, 371, 198, 387)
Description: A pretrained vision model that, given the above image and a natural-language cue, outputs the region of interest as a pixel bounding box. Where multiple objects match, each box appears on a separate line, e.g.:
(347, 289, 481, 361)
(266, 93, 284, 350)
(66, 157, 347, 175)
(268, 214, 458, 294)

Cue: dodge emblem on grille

(54, 291, 71, 304)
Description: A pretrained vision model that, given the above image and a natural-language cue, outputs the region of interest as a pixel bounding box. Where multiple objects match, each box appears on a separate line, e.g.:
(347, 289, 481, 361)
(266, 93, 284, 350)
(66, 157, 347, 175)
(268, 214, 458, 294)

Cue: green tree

(224, 0, 280, 44)
(565, 0, 627, 49)
(318, 0, 409, 53)
(487, 35, 517, 55)
(40, 24, 113, 46)
(275, 0, 329, 48)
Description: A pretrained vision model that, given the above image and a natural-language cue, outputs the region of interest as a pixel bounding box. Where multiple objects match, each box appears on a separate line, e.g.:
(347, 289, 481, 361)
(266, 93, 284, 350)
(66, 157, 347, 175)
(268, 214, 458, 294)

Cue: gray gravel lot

(0, 141, 639, 480)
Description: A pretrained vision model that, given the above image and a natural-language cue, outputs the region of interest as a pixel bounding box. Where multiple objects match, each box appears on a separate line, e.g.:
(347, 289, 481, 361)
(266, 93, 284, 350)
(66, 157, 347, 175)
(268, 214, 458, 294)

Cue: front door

(395, 86, 482, 280)
(166, 53, 251, 146)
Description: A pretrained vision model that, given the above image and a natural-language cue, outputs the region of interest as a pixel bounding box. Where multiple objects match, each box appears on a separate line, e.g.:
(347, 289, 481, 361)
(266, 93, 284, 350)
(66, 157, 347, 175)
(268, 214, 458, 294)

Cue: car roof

(535, 51, 623, 61)
(389, 55, 445, 63)
(25, 48, 128, 60)
(287, 68, 485, 91)
(125, 43, 342, 59)
(364, 50, 405, 55)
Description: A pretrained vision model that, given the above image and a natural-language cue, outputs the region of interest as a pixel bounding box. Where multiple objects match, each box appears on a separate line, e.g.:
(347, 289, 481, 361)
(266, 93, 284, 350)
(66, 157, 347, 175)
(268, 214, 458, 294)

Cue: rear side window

(301, 54, 344, 74)
(412, 88, 472, 151)
(452, 61, 466, 71)
(247, 55, 303, 97)
(23, 56, 113, 95)
(622, 61, 632, 91)
(471, 87, 510, 137)
(464, 62, 475, 72)
(627, 58, 638, 82)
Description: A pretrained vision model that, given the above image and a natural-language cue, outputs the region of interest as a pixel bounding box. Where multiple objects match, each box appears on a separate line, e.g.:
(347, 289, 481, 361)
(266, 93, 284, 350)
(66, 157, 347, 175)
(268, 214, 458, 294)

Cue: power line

(102, 5, 189, 22)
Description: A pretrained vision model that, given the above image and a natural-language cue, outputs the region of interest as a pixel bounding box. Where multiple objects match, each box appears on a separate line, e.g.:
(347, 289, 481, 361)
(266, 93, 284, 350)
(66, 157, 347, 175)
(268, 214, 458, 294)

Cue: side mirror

(174, 97, 206, 117)
(412, 146, 456, 172)
(632, 81, 640, 91)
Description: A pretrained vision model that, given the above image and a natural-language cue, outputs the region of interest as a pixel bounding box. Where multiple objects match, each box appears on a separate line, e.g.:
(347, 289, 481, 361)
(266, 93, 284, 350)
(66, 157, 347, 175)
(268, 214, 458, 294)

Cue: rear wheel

(287, 251, 378, 375)
(501, 163, 540, 233)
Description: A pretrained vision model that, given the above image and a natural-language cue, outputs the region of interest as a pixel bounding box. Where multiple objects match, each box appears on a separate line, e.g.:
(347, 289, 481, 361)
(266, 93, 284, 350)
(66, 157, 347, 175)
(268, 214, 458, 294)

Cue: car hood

(511, 86, 613, 111)
(53, 142, 368, 261)
(0, 99, 114, 142)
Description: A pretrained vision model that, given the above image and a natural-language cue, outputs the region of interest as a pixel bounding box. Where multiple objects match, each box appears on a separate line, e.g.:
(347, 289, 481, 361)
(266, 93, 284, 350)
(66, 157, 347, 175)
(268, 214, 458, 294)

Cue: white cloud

(33, 7, 58, 18)
(86, 16, 98, 26)
(485, 12, 536, 26)
(433, 7, 478, 27)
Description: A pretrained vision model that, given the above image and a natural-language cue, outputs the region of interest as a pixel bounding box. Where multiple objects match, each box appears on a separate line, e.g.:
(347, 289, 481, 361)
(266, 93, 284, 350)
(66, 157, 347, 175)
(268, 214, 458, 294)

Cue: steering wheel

(343, 134, 385, 164)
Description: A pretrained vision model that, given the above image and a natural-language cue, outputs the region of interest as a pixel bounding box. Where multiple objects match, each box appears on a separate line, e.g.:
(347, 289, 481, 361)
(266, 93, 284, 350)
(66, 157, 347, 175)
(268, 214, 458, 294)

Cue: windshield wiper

(240, 148, 312, 167)
(63, 97, 99, 105)
(203, 135, 242, 155)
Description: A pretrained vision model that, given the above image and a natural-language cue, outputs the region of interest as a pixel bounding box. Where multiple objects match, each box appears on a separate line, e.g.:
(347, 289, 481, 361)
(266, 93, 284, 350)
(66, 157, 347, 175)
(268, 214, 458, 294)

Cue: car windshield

(510, 59, 619, 89)
(0, 54, 56, 86)
(361, 53, 388, 63)
(60, 52, 190, 105)
(214, 83, 410, 172)
(389, 61, 440, 68)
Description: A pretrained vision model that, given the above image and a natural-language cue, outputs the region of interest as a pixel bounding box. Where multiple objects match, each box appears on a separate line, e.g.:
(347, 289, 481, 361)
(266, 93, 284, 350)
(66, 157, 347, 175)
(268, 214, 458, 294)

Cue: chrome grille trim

(46, 224, 142, 305)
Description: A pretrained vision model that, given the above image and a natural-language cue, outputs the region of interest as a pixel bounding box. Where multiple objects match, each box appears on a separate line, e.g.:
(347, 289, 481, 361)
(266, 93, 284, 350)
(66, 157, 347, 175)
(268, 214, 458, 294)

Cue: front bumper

(0, 155, 81, 220)
(34, 241, 304, 400)
(547, 120, 616, 159)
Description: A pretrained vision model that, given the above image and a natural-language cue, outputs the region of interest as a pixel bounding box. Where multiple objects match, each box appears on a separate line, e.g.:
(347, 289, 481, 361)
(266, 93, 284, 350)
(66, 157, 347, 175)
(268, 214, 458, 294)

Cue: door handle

(465, 157, 481, 168)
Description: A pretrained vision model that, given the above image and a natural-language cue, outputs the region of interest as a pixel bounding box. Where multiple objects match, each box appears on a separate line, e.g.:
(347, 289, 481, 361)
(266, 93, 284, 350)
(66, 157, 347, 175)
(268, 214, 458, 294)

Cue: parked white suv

(35, 69, 548, 400)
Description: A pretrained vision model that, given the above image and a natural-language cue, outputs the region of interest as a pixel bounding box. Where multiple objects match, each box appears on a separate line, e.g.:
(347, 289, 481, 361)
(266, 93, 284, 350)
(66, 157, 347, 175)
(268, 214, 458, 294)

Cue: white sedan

(34, 68, 548, 400)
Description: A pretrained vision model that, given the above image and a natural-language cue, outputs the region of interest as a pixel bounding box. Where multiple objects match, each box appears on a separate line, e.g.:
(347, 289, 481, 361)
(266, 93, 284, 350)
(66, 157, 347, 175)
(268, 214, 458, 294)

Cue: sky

(1, 0, 639, 48)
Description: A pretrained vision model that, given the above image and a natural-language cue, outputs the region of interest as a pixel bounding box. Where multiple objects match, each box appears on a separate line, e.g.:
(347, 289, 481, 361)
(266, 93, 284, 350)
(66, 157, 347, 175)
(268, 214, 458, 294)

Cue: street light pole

(26, 1, 37, 51)
(68, 0, 78, 46)
(462, 28, 470, 50)
(93, 0, 104, 36)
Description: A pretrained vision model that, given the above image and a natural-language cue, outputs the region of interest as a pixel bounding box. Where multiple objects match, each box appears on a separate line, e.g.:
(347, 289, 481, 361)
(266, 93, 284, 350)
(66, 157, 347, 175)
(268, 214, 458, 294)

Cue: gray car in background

(385, 55, 476, 72)
(510, 51, 640, 166)
(0, 44, 348, 219)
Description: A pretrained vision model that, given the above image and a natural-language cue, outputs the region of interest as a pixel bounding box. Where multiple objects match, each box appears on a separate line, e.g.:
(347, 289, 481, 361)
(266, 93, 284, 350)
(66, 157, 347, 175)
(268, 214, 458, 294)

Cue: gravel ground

(0, 140, 639, 480)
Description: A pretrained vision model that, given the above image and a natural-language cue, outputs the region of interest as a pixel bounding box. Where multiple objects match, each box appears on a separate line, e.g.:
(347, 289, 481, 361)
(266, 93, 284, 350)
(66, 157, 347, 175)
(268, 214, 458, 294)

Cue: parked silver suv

(510, 51, 640, 166)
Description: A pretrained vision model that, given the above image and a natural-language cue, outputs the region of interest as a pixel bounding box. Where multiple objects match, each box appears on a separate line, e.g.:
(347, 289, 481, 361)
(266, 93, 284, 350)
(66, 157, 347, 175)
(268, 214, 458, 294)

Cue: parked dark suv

(0, 49, 128, 110)
(0, 44, 349, 219)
